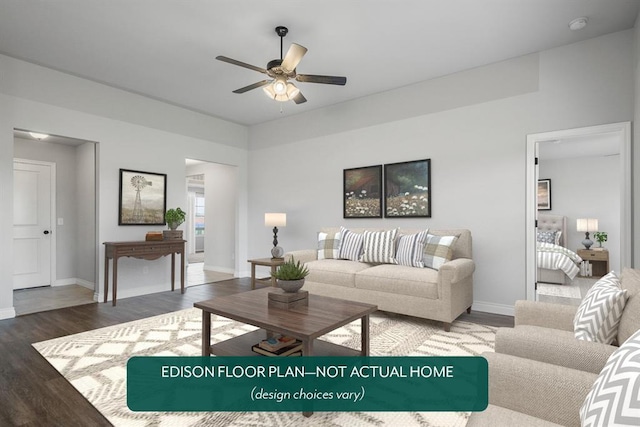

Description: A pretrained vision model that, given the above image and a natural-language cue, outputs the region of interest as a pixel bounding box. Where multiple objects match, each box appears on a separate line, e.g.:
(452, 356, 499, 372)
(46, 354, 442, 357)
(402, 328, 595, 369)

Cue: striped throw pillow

(360, 229, 398, 264)
(574, 271, 628, 344)
(338, 227, 364, 261)
(317, 230, 341, 260)
(423, 234, 458, 270)
(396, 230, 429, 267)
(580, 328, 640, 426)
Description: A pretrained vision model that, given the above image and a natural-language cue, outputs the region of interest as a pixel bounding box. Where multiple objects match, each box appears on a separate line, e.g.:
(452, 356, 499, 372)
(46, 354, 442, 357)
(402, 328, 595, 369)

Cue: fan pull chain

(280, 104, 284, 114)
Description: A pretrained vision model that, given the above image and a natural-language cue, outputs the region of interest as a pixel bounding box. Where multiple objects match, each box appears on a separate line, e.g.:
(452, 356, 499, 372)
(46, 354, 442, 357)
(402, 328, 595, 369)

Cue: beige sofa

(287, 227, 474, 331)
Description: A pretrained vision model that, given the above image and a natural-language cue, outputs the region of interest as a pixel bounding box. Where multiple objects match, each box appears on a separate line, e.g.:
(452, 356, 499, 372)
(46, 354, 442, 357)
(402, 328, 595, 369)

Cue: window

(195, 194, 205, 235)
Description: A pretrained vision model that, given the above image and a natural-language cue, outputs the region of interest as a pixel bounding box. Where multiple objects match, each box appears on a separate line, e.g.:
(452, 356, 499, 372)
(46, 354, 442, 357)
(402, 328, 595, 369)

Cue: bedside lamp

(577, 218, 598, 250)
(265, 213, 286, 259)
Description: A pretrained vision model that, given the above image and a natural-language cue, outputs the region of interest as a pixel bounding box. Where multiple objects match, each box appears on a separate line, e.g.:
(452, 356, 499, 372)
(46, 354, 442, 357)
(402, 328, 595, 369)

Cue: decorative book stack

(252, 334, 303, 357)
(268, 289, 309, 310)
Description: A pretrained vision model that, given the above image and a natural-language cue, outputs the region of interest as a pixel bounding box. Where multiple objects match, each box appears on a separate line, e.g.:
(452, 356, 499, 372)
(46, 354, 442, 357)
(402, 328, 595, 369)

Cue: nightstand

(577, 249, 610, 278)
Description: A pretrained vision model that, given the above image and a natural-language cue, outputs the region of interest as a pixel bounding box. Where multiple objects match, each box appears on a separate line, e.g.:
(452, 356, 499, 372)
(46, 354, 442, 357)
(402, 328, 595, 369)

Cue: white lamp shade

(577, 218, 598, 232)
(265, 213, 286, 227)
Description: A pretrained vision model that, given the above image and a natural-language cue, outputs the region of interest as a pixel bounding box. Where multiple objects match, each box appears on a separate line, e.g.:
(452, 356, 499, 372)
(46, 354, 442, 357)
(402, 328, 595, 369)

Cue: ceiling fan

(216, 26, 347, 104)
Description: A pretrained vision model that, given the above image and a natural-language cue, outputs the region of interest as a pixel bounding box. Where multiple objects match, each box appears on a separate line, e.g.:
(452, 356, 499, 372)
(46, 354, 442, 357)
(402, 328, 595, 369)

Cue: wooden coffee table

(195, 287, 377, 357)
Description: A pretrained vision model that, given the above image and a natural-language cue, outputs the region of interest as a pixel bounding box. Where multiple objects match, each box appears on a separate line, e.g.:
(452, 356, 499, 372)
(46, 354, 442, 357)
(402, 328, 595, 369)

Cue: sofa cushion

(305, 259, 372, 288)
(338, 227, 364, 261)
(355, 264, 438, 299)
(580, 329, 640, 426)
(574, 271, 628, 344)
(360, 229, 398, 264)
(423, 234, 459, 270)
(396, 230, 428, 268)
(317, 230, 341, 260)
(618, 268, 640, 344)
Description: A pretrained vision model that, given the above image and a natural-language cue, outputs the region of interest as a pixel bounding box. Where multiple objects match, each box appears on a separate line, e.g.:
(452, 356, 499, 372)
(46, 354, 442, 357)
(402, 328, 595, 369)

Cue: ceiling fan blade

(232, 80, 272, 94)
(281, 43, 307, 72)
(216, 56, 267, 74)
(296, 74, 347, 85)
(292, 91, 307, 104)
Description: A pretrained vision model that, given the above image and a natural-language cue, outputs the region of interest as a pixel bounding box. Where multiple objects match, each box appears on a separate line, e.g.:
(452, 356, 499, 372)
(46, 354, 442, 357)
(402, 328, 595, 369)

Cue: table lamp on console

(265, 213, 286, 259)
(577, 218, 598, 250)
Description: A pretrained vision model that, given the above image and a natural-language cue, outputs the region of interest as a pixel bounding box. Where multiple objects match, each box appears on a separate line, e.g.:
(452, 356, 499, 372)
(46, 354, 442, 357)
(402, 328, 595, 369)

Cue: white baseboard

(0, 306, 16, 320)
(202, 265, 235, 275)
(237, 269, 250, 278)
(53, 278, 76, 286)
(53, 278, 95, 290)
(472, 300, 514, 316)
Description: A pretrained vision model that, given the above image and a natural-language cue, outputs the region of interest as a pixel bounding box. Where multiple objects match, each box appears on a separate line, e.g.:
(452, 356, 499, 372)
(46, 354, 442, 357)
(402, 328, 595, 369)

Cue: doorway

(12, 129, 98, 315)
(184, 159, 237, 287)
(525, 122, 632, 301)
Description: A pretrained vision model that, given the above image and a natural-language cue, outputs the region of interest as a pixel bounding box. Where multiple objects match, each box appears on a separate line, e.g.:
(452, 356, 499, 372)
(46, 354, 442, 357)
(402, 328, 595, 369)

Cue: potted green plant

(593, 231, 608, 248)
(272, 257, 310, 293)
(165, 207, 186, 230)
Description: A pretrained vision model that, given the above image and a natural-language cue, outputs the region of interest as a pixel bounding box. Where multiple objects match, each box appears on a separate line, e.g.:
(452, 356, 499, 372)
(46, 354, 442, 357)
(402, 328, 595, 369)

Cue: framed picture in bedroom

(537, 179, 552, 211)
(343, 165, 383, 218)
(118, 169, 167, 225)
(384, 159, 431, 218)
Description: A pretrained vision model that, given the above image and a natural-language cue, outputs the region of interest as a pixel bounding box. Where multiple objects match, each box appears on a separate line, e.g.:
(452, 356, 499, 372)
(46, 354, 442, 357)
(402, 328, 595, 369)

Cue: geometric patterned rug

(33, 308, 496, 427)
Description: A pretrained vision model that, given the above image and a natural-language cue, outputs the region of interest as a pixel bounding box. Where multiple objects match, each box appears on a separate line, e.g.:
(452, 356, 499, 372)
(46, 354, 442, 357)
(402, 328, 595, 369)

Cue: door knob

(43, 230, 50, 235)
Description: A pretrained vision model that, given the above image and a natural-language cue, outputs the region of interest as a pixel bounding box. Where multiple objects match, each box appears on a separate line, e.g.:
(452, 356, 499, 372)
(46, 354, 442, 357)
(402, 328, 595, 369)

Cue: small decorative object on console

(145, 231, 163, 241)
(163, 207, 186, 240)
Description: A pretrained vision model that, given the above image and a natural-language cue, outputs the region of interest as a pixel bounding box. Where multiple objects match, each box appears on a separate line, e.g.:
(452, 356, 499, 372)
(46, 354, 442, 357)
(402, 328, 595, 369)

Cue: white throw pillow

(338, 227, 364, 261)
(574, 271, 628, 344)
(580, 328, 640, 426)
(396, 230, 428, 268)
(360, 229, 398, 264)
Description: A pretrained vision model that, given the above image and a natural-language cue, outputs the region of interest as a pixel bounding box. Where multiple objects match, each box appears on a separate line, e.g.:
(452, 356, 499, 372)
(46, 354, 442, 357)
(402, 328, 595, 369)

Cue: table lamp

(577, 218, 598, 250)
(265, 213, 286, 259)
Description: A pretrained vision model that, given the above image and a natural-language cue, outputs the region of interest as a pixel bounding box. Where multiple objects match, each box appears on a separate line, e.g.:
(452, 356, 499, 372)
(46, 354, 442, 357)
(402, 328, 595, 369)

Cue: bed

(537, 214, 583, 284)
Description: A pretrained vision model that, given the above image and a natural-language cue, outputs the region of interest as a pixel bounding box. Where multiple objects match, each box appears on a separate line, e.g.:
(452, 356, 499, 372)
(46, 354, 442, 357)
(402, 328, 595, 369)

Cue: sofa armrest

(285, 250, 317, 264)
(514, 300, 577, 331)
(438, 258, 475, 283)
(483, 352, 597, 426)
(496, 325, 616, 374)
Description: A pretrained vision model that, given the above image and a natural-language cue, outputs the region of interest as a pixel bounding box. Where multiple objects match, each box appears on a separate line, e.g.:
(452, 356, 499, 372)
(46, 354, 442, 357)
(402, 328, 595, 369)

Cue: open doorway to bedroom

(184, 159, 236, 287)
(526, 122, 632, 304)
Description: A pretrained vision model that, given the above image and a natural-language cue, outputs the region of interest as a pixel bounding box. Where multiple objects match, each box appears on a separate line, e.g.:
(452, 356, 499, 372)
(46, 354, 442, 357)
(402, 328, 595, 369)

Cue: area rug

(537, 282, 582, 299)
(33, 308, 496, 427)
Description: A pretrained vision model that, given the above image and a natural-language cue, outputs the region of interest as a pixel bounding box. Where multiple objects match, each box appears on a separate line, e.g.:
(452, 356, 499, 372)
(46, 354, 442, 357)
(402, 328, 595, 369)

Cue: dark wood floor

(0, 278, 513, 426)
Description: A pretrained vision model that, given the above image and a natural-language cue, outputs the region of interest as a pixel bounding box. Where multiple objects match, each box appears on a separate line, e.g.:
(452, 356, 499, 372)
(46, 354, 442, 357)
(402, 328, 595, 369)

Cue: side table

(247, 257, 285, 289)
(577, 249, 609, 278)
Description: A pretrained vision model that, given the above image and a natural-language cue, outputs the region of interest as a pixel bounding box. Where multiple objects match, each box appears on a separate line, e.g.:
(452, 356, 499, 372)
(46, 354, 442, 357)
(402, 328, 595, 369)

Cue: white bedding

(537, 242, 583, 280)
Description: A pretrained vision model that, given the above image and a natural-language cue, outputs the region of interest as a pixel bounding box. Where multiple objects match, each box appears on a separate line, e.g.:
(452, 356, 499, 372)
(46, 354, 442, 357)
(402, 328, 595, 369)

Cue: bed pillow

(537, 230, 558, 245)
(396, 230, 428, 268)
(574, 271, 628, 344)
(317, 230, 341, 260)
(360, 229, 398, 264)
(423, 234, 458, 271)
(580, 328, 640, 426)
(338, 227, 364, 261)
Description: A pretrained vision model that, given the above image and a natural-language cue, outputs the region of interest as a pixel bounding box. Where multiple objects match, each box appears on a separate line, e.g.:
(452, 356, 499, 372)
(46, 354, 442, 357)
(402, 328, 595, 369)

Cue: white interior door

(13, 160, 54, 289)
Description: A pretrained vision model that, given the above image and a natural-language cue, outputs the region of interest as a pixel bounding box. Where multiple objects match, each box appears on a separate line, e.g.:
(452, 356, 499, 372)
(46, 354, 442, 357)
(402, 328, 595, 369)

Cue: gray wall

(538, 155, 621, 271)
(76, 142, 96, 285)
(246, 30, 634, 315)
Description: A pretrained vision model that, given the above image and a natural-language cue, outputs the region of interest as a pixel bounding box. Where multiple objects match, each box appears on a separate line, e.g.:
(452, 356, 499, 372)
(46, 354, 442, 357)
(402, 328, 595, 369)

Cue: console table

(104, 240, 186, 306)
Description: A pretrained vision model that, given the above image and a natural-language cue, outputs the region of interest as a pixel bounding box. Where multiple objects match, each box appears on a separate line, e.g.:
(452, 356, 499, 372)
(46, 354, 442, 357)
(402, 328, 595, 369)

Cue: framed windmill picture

(118, 169, 167, 225)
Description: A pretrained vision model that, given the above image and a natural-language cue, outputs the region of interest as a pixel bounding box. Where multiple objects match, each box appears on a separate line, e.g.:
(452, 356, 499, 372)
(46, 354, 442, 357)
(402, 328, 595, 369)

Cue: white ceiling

(538, 133, 621, 160)
(0, 1, 638, 126)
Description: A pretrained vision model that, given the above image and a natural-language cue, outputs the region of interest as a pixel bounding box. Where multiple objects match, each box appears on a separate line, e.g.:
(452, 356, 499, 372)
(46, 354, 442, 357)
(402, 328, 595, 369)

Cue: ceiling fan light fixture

(286, 82, 300, 98)
(273, 77, 287, 95)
